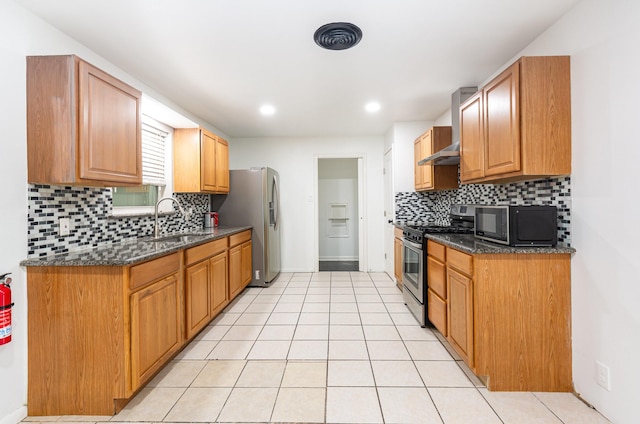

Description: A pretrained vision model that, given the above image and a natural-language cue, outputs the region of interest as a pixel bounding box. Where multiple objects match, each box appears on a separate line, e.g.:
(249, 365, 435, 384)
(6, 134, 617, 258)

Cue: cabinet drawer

(185, 238, 227, 266)
(427, 240, 446, 262)
(427, 256, 446, 299)
(229, 230, 251, 247)
(394, 227, 404, 239)
(130, 253, 181, 291)
(447, 248, 473, 276)
(427, 289, 447, 337)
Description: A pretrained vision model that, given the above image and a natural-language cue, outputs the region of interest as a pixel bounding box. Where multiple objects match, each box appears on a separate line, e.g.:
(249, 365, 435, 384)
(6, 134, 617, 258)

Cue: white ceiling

(15, 0, 580, 138)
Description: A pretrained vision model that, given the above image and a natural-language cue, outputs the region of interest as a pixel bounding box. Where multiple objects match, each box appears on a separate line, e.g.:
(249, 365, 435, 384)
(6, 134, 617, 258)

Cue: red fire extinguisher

(0, 273, 13, 345)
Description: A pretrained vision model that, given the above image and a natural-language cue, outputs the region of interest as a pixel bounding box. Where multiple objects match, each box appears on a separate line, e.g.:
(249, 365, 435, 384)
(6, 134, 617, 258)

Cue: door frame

(383, 147, 395, 278)
(314, 154, 366, 272)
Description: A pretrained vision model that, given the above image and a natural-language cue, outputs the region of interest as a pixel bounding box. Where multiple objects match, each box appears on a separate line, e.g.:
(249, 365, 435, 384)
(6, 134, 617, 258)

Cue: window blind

(141, 122, 168, 186)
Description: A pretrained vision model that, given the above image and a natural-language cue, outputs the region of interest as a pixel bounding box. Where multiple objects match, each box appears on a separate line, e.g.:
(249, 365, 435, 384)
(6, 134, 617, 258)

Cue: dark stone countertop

(20, 226, 252, 267)
(424, 233, 576, 255)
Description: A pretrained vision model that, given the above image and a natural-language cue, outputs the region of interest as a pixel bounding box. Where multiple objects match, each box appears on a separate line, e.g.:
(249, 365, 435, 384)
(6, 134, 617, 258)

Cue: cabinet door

(414, 137, 424, 190)
(185, 261, 211, 340)
(78, 60, 141, 184)
(210, 251, 229, 316)
(420, 130, 433, 189)
(460, 91, 485, 182)
(215, 138, 230, 193)
(229, 245, 243, 299)
(484, 63, 521, 176)
(394, 237, 403, 283)
(200, 130, 218, 191)
(447, 268, 474, 367)
(241, 241, 253, 287)
(130, 274, 181, 390)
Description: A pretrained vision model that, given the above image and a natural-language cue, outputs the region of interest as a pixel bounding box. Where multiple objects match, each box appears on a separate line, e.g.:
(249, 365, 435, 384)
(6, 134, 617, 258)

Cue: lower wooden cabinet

(446, 267, 474, 367)
(26, 229, 253, 416)
(426, 240, 572, 392)
(130, 274, 182, 391)
(393, 227, 403, 288)
(229, 230, 252, 300)
(210, 251, 229, 315)
(184, 238, 230, 340)
(185, 260, 213, 339)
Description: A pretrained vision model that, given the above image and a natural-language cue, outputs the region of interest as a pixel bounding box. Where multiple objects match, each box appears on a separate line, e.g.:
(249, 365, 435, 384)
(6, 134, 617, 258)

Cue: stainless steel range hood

(419, 87, 477, 166)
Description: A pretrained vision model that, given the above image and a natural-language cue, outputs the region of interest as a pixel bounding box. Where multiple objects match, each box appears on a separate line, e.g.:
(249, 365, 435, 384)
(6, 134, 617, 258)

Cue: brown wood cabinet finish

(427, 240, 572, 392)
(184, 260, 212, 339)
(426, 240, 447, 336)
(184, 238, 231, 340)
(130, 274, 182, 391)
(414, 126, 459, 191)
(393, 227, 403, 288)
(460, 56, 571, 184)
(27, 231, 252, 416)
(27, 55, 142, 186)
(447, 267, 474, 367)
(174, 128, 229, 194)
(459, 91, 485, 180)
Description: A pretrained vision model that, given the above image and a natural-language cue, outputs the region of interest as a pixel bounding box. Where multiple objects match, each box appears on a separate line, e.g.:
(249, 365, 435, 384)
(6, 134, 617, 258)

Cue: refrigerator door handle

(271, 174, 280, 229)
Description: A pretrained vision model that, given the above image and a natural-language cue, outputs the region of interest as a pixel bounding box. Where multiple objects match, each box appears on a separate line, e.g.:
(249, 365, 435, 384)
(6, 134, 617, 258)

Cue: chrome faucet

(154, 197, 187, 239)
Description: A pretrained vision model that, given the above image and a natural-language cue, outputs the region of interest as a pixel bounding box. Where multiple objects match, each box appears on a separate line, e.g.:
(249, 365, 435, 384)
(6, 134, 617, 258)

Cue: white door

(383, 149, 394, 278)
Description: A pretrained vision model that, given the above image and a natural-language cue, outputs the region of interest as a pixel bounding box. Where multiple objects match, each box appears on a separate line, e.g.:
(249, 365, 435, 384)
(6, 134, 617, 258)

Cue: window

(111, 116, 172, 215)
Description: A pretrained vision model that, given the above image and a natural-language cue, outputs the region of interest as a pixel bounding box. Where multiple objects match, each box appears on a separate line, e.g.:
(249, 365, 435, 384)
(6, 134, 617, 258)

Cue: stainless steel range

(402, 205, 474, 327)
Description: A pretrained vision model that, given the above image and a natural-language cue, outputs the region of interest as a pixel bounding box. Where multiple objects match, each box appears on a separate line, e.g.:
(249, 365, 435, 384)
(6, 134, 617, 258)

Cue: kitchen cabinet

(130, 272, 182, 391)
(184, 238, 229, 339)
(27, 55, 142, 186)
(173, 128, 229, 194)
(414, 126, 459, 191)
(460, 56, 571, 184)
(446, 250, 474, 367)
(427, 239, 572, 392)
(25, 229, 253, 415)
(393, 227, 403, 289)
(229, 230, 252, 300)
(27, 252, 182, 415)
(426, 240, 447, 336)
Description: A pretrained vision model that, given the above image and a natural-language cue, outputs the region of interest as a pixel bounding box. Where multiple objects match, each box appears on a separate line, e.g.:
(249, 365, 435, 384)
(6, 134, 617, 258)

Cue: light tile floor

(25, 272, 611, 424)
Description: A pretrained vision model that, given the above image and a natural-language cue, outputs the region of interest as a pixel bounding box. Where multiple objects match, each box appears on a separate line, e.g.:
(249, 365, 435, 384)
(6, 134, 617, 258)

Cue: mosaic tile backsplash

(27, 185, 210, 257)
(395, 176, 571, 246)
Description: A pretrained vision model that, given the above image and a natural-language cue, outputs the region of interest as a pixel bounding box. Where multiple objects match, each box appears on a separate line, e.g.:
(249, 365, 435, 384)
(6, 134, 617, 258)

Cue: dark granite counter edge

(20, 226, 252, 267)
(424, 233, 576, 255)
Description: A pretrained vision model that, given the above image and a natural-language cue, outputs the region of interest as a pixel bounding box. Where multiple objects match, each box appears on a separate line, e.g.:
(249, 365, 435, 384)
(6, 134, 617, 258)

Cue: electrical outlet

(595, 361, 611, 391)
(59, 218, 71, 236)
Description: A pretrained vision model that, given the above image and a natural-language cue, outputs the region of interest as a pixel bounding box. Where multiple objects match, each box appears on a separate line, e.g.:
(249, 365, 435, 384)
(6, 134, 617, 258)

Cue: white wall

(228, 137, 385, 273)
(386, 121, 433, 193)
(318, 159, 359, 261)
(514, 1, 640, 422)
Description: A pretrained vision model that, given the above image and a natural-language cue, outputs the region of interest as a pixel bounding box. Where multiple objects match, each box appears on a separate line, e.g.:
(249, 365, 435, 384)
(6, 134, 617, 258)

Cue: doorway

(317, 157, 362, 271)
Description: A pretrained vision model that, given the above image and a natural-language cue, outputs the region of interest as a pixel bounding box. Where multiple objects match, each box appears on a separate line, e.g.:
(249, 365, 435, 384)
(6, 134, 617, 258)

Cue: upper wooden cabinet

(27, 55, 142, 186)
(460, 56, 571, 184)
(173, 128, 229, 194)
(414, 126, 459, 191)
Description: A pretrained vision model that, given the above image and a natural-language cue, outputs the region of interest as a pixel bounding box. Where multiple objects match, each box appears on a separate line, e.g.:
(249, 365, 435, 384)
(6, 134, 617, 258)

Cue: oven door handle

(402, 239, 422, 250)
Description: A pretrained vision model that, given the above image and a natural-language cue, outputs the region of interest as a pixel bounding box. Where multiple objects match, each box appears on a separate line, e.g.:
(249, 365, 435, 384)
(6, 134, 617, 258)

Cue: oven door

(402, 238, 424, 304)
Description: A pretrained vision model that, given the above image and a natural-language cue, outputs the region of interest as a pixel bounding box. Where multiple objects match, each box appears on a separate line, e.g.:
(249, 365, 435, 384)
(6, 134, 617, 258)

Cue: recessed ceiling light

(260, 104, 276, 116)
(365, 102, 381, 113)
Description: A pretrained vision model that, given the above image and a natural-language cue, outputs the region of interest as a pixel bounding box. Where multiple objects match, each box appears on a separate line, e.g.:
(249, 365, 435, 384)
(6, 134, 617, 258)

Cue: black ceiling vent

(314, 22, 362, 50)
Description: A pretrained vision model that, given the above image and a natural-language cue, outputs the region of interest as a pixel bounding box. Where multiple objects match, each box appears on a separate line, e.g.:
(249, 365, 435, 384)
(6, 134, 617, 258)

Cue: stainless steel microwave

(474, 205, 558, 246)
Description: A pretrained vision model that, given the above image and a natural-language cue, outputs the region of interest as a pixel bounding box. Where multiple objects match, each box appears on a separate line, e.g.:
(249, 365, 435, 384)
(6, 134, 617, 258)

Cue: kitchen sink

(140, 233, 202, 243)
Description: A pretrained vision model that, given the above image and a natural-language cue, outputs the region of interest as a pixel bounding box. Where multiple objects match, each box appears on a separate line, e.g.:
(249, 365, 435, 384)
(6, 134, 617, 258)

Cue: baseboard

(319, 257, 358, 261)
(0, 406, 27, 424)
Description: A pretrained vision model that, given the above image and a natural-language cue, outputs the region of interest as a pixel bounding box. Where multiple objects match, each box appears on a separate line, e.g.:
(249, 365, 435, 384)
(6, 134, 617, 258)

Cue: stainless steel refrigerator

(212, 167, 281, 287)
